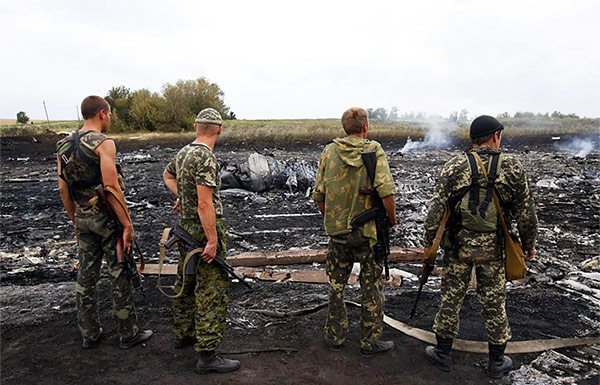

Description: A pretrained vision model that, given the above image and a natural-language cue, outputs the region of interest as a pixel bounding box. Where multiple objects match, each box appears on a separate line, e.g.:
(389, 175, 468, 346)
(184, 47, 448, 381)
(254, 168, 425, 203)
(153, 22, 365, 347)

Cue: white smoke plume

(555, 138, 597, 158)
(400, 119, 458, 154)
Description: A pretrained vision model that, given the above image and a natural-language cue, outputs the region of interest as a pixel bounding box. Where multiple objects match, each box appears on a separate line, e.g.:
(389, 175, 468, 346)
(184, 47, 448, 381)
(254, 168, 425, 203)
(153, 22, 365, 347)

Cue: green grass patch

(2, 118, 597, 144)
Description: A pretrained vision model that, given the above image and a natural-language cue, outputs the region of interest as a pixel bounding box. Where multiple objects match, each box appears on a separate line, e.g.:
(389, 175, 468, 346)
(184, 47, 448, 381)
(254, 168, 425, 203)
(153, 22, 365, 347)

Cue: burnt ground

(1, 133, 599, 384)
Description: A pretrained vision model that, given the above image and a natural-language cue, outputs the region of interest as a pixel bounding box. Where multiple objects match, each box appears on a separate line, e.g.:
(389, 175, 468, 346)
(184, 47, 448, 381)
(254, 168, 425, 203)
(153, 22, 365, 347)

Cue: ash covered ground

(1, 133, 599, 385)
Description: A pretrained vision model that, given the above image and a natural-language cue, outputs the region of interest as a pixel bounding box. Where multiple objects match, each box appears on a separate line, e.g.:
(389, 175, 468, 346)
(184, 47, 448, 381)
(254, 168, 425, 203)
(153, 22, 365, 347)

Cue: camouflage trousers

(172, 219, 229, 352)
(433, 249, 512, 345)
(74, 210, 138, 342)
(325, 230, 384, 350)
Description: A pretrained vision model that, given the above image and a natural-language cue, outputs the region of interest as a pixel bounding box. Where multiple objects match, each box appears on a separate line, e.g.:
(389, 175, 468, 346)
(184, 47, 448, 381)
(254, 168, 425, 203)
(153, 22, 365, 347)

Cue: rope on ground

(248, 300, 600, 354)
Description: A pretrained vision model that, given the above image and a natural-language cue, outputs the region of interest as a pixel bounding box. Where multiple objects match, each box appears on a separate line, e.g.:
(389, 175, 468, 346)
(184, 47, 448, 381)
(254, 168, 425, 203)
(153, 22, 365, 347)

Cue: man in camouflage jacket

(422, 115, 538, 379)
(57, 96, 152, 349)
(313, 107, 397, 357)
(162, 108, 240, 374)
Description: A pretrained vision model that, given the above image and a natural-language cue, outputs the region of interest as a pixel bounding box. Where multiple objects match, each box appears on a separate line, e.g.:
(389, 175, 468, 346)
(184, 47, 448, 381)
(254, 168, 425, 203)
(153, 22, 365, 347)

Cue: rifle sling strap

(466, 153, 479, 215)
(157, 227, 205, 299)
(102, 186, 145, 273)
(422, 204, 450, 267)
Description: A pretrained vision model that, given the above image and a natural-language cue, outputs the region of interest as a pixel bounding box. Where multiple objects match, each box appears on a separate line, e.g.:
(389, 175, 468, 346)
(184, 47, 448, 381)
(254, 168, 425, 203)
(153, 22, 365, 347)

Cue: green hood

(332, 136, 369, 167)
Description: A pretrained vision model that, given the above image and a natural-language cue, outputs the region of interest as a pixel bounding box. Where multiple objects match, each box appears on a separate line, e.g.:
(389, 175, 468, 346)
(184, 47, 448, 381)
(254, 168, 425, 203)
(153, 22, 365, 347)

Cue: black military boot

(487, 343, 513, 379)
(360, 340, 395, 357)
(425, 335, 453, 372)
(119, 329, 153, 349)
(82, 327, 104, 349)
(174, 336, 196, 349)
(195, 351, 241, 374)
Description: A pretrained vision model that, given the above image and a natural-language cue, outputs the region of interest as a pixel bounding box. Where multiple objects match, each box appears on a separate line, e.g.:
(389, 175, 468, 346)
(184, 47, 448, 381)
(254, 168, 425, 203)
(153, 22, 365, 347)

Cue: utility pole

(76, 105, 81, 122)
(42, 100, 50, 127)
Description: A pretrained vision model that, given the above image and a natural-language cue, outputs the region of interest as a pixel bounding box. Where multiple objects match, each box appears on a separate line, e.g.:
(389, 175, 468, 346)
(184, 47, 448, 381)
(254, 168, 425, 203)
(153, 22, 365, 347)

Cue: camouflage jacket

(56, 131, 110, 208)
(313, 136, 396, 246)
(423, 146, 538, 256)
(165, 143, 223, 221)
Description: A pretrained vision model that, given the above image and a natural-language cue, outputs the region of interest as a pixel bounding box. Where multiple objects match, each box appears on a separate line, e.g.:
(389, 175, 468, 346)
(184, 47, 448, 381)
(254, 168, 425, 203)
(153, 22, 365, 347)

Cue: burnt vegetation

(1, 126, 599, 384)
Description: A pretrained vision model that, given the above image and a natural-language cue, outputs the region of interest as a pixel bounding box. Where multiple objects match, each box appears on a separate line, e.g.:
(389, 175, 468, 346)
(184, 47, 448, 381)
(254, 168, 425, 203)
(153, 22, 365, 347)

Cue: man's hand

(173, 198, 180, 212)
(201, 241, 218, 263)
(525, 248, 536, 262)
(123, 225, 133, 253)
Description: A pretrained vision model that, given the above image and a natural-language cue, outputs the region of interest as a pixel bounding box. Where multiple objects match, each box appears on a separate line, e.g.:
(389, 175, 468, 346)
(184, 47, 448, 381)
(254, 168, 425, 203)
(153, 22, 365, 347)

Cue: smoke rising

(555, 138, 597, 158)
(400, 120, 458, 154)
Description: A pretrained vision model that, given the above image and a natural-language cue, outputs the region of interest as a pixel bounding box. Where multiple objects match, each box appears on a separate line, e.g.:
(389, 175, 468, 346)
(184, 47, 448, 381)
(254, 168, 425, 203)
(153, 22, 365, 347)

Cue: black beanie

(470, 115, 504, 138)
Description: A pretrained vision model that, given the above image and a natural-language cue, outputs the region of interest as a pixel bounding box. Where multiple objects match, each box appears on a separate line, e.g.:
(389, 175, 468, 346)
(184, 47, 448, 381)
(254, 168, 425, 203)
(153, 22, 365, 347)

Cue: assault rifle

(410, 205, 450, 318)
(94, 186, 144, 292)
(350, 151, 391, 280)
(163, 224, 252, 289)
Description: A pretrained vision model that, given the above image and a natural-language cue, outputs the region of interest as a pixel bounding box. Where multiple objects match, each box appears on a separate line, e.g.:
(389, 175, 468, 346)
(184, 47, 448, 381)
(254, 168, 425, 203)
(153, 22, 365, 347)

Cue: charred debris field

(1, 133, 599, 385)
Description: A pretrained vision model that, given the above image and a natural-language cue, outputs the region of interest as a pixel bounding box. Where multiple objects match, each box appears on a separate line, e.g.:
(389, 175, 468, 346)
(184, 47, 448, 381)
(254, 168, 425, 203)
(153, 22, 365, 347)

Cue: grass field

(1, 118, 597, 143)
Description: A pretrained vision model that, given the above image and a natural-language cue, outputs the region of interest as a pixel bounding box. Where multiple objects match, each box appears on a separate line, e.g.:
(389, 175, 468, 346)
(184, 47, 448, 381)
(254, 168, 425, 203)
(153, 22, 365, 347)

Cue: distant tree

(16, 111, 29, 124)
(371, 107, 388, 120)
(458, 109, 469, 123)
(366, 108, 374, 118)
(514, 111, 536, 119)
(130, 89, 167, 131)
(448, 111, 458, 122)
(228, 111, 237, 120)
(497, 112, 511, 120)
(161, 77, 230, 130)
(388, 106, 399, 121)
(105, 86, 133, 128)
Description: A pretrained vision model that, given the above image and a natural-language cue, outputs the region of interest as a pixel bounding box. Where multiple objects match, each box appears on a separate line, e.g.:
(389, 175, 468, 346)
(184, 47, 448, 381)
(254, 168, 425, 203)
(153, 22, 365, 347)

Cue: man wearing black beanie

(421, 115, 538, 379)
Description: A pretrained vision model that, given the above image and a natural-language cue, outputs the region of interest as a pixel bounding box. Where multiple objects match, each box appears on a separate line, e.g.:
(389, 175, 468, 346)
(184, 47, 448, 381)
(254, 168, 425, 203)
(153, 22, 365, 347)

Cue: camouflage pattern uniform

(165, 143, 229, 352)
(423, 146, 538, 344)
(56, 132, 138, 343)
(313, 136, 396, 349)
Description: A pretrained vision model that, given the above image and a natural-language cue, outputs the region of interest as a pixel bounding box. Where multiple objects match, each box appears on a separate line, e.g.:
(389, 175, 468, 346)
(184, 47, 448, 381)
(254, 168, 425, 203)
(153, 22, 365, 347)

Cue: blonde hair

(341, 107, 368, 135)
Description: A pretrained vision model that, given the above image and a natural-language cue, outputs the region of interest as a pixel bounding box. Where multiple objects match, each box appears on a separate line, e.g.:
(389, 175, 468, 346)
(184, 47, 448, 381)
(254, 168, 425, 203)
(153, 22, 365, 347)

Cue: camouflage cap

(195, 108, 223, 126)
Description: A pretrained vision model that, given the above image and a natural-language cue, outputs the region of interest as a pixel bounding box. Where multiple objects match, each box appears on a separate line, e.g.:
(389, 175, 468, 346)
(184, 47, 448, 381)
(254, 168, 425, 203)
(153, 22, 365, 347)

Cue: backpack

(58, 131, 104, 202)
(458, 152, 502, 233)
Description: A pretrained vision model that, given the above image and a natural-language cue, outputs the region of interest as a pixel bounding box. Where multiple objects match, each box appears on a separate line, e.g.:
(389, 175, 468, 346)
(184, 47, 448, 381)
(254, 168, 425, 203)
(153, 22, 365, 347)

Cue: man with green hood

(313, 107, 397, 356)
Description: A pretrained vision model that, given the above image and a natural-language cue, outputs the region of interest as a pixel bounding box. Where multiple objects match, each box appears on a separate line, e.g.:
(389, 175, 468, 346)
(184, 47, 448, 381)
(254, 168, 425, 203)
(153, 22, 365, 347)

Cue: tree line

(366, 107, 585, 122)
(104, 77, 234, 132)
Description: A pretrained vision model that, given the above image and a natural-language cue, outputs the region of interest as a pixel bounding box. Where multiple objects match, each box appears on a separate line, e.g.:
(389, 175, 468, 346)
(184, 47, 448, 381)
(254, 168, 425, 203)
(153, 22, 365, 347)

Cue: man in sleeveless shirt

(162, 108, 240, 374)
(422, 115, 538, 378)
(57, 96, 153, 349)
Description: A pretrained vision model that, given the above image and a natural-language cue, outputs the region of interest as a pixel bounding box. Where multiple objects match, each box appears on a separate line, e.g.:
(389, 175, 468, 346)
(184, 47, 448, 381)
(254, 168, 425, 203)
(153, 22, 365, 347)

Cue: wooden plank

(226, 246, 423, 267)
(142, 266, 404, 286)
(141, 247, 423, 274)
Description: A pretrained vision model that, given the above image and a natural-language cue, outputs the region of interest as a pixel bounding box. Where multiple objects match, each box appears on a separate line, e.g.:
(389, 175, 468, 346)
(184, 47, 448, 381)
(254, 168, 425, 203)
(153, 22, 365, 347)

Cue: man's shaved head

(81, 96, 110, 120)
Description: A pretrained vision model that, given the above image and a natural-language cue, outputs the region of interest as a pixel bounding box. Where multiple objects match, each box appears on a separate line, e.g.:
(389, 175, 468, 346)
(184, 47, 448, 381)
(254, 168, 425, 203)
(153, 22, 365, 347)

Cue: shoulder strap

(465, 153, 479, 215)
(471, 152, 510, 237)
(478, 153, 501, 218)
(361, 151, 377, 188)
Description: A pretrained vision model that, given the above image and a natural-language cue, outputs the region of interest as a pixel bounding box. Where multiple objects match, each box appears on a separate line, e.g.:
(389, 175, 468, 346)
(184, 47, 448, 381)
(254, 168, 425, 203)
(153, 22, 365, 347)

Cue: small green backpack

(459, 152, 503, 232)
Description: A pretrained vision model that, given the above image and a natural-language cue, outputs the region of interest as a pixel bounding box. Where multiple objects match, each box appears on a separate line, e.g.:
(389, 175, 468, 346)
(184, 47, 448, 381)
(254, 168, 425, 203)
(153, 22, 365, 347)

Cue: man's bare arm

(317, 202, 325, 216)
(57, 155, 76, 222)
(163, 169, 178, 196)
(382, 195, 396, 227)
(96, 139, 133, 250)
(197, 185, 218, 263)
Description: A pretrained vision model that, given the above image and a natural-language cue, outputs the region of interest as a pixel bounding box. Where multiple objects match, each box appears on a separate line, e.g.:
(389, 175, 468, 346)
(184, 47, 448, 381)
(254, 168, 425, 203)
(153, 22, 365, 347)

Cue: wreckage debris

(219, 152, 318, 193)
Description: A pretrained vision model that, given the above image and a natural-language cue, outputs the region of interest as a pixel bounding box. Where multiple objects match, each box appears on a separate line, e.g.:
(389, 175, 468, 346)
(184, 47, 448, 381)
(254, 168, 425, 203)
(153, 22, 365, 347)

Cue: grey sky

(1, 0, 598, 120)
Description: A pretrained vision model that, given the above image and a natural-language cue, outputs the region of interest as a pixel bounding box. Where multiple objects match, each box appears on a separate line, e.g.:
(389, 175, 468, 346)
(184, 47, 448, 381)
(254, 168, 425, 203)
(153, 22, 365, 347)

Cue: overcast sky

(1, 0, 599, 120)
